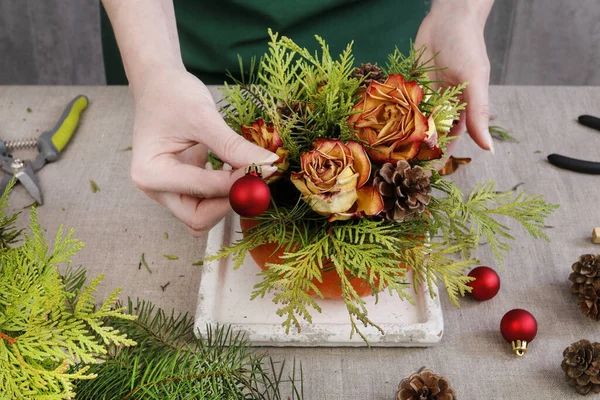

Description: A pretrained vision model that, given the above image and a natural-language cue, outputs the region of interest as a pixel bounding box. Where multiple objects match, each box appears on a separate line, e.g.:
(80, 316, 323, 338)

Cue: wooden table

(1, 85, 599, 399)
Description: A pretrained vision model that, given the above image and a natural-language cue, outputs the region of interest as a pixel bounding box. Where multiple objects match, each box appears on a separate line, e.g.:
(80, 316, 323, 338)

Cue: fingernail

(483, 129, 495, 154)
(261, 165, 278, 178)
(257, 153, 280, 165)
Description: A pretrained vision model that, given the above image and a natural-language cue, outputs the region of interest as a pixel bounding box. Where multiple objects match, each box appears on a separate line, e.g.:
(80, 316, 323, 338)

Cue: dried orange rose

(349, 74, 441, 163)
(290, 139, 382, 221)
(241, 119, 290, 182)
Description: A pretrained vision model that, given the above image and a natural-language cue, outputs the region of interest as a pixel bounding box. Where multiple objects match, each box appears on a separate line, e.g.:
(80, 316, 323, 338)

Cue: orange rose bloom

(349, 74, 440, 163)
(241, 119, 290, 182)
(290, 139, 383, 221)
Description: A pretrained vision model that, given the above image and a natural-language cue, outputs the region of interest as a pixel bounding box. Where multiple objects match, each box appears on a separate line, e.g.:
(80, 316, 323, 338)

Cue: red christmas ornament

(467, 266, 500, 301)
(229, 164, 271, 217)
(500, 309, 538, 356)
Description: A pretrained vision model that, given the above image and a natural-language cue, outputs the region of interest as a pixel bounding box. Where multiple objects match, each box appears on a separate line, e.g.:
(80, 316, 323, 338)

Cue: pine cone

(578, 281, 600, 321)
(351, 63, 387, 88)
(396, 369, 456, 400)
(562, 339, 600, 395)
(570, 254, 600, 294)
(374, 160, 431, 222)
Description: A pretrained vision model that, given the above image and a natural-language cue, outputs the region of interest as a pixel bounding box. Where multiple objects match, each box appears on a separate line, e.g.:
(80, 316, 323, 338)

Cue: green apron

(101, 1, 428, 85)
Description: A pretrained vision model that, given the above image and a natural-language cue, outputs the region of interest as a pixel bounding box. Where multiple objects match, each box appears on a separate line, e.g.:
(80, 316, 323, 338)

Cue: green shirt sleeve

(102, 0, 428, 85)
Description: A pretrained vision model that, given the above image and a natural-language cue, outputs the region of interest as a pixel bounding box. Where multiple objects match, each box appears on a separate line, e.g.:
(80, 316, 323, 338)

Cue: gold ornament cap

(245, 164, 262, 177)
(511, 340, 528, 356)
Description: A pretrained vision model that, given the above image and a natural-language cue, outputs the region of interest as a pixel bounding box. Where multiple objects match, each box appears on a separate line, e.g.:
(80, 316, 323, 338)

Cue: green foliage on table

(75, 300, 303, 399)
(0, 182, 304, 399)
(0, 181, 135, 399)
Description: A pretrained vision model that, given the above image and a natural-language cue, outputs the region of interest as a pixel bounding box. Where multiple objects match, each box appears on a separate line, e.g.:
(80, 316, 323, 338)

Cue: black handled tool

(578, 115, 600, 132)
(547, 154, 600, 175)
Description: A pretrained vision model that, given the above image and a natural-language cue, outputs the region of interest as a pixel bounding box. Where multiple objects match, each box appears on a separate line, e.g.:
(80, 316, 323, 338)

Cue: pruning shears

(0, 95, 88, 204)
(548, 115, 600, 174)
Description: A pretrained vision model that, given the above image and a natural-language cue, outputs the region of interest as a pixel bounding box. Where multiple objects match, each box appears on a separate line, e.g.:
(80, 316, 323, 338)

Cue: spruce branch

(75, 299, 304, 400)
(385, 42, 443, 86)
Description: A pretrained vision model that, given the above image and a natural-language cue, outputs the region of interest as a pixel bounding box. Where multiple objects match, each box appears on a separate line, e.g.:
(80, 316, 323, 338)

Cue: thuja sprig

(428, 173, 559, 266)
(0, 184, 135, 399)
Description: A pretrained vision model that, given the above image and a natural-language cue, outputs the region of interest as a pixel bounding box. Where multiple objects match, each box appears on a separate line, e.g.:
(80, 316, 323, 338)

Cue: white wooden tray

(194, 213, 443, 347)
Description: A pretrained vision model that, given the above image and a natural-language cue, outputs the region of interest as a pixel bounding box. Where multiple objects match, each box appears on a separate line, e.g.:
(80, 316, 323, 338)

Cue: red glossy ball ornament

(467, 266, 500, 301)
(500, 309, 538, 357)
(229, 164, 271, 217)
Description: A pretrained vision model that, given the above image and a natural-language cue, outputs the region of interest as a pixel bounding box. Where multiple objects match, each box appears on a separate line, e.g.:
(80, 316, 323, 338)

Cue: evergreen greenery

(0, 181, 304, 399)
(74, 300, 303, 399)
(0, 180, 135, 399)
(213, 31, 558, 340)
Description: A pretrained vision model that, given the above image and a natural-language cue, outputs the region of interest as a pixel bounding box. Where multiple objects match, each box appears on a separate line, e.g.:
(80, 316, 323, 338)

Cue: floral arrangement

(211, 30, 558, 340)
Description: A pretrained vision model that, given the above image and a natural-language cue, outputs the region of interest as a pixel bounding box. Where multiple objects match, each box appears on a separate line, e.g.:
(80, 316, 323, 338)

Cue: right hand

(130, 68, 279, 236)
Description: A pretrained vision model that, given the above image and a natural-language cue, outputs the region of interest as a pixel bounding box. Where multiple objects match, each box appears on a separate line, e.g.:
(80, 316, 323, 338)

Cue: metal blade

(16, 164, 42, 204)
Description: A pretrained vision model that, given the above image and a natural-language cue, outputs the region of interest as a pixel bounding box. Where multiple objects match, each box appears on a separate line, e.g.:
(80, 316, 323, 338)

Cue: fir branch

(385, 42, 443, 86)
(75, 301, 304, 400)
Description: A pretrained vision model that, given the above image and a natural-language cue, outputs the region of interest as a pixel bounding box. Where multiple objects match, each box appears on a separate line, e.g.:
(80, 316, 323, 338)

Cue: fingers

(157, 192, 233, 237)
(463, 68, 494, 152)
(194, 106, 279, 168)
(131, 156, 242, 198)
(132, 156, 278, 199)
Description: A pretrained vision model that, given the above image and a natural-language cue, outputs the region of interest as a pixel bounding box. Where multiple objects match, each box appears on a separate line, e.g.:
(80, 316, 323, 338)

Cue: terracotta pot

(240, 218, 374, 299)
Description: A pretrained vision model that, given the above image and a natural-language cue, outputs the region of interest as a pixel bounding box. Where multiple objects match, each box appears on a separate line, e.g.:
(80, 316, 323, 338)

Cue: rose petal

(423, 115, 438, 148)
(308, 186, 358, 215)
(345, 141, 371, 188)
(290, 172, 312, 197)
(356, 185, 385, 216)
(416, 143, 442, 161)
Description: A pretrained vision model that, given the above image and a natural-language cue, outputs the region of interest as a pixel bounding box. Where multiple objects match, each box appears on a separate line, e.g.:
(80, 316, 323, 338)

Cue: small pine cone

(578, 281, 600, 321)
(351, 63, 387, 88)
(374, 160, 431, 222)
(562, 339, 600, 395)
(570, 254, 600, 294)
(396, 369, 456, 400)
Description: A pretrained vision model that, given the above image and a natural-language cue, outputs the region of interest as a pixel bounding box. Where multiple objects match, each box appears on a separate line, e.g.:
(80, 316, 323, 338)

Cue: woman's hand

(130, 68, 278, 236)
(415, 0, 495, 155)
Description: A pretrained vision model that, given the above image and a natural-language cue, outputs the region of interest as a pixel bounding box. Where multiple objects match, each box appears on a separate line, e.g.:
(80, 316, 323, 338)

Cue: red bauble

(467, 266, 500, 301)
(500, 309, 538, 356)
(229, 171, 271, 217)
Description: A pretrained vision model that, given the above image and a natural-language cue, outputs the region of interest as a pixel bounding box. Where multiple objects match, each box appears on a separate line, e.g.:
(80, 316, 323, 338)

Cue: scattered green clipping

(141, 253, 151, 274)
(490, 125, 519, 143)
(164, 232, 169, 239)
(90, 180, 100, 193)
(120, 146, 133, 151)
(163, 254, 179, 261)
(192, 260, 204, 266)
(26, 107, 32, 113)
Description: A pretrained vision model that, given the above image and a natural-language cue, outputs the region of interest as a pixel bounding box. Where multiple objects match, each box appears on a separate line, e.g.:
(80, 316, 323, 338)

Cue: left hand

(415, 1, 494, 156)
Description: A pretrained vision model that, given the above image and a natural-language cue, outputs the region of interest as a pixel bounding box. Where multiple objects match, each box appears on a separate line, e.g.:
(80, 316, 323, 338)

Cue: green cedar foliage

(0, 181, 135, 399)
